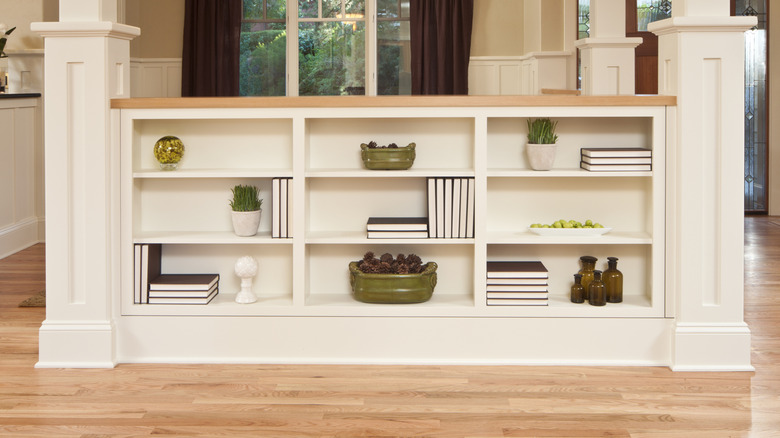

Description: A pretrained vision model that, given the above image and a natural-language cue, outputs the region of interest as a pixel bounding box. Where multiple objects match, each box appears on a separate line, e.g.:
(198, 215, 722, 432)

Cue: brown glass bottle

(588, 270, 606, 306)
(578, 256, 598, 297)
(604, 256, 624, 303)
(571, 273, 585, 303)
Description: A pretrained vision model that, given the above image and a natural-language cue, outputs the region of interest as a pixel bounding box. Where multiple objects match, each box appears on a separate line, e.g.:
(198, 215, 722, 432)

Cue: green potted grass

(230, 184, 263, 237)
(526, 118, 559, 171)
(349, 252, 437, 304)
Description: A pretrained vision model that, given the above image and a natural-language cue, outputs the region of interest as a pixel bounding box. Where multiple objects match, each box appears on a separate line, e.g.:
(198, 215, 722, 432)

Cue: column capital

(574, 37, 643, 50)
(649, 16, 757, 35)
(31, 21, 140, 40)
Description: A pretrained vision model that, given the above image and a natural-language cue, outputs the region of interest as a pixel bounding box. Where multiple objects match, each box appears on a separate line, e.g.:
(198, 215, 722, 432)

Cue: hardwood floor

(1, 217, 779, 437)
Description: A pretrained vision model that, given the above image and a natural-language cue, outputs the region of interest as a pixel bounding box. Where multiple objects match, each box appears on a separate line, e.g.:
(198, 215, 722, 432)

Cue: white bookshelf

(113, 96, 674, 364)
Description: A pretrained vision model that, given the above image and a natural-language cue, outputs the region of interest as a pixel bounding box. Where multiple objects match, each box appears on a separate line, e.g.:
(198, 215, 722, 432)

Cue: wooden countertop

(110, 95, 676, 109)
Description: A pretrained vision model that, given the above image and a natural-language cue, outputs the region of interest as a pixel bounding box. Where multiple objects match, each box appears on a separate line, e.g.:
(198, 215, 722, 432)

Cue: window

(240, 0, 287, 96)
(240, 0, 410, 96)
(735, 0, 768, 212)
(636, 0, 672, 31)
(377, 0, 411, 95)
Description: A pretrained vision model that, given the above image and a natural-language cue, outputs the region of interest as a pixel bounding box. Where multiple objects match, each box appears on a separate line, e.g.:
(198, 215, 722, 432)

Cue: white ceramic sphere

(234, 255, 258, 278)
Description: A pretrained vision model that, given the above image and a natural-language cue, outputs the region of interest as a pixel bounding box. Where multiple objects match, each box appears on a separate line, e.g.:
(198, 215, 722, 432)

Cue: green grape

(529, 218, 607, 230)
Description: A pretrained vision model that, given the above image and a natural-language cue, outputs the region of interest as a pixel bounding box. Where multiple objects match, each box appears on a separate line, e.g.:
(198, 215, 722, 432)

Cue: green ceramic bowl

(348, 261, 437, 304)
(360, 142, 416, 170)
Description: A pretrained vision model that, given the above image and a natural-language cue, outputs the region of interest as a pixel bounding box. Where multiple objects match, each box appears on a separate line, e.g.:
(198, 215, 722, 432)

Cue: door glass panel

(637, 0, 672, 31)
(737, 0, 768, 212)
(377, 19, 411, 95)
(240, 0, 287, 96)
(299, 21, 366, 95)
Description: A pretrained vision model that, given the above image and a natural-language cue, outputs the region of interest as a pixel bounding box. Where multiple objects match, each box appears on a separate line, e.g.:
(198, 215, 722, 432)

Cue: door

(626, 0, 672, 94)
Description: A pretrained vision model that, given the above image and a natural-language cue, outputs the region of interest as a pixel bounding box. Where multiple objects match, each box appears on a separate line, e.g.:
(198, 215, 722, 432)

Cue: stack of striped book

(486, 261, 548, 306)
(580, 147, 652, 172)
(147, 274, 220, 305)
(366, 217, 429, 239)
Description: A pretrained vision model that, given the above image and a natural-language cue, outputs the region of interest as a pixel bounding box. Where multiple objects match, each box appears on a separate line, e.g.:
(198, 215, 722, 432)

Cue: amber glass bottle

(570, 273, 585, 303)
(603, 256, 623, 303)
(588, 270, 606, 306)
(578, 256, 598, 296)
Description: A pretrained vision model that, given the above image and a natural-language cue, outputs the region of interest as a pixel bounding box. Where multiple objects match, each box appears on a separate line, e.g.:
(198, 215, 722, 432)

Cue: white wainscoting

(130, 58, 182, 98)
(7, 49, 45, 94)
(469, 52, 575, 95)
(0, 97, 44, 259)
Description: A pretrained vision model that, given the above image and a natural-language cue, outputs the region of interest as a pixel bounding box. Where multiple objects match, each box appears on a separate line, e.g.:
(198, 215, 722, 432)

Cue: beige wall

(126, 0, 184, 59)
(0, 0, 57, 50)
(541, 0, 565, 52)
(471, 0, 566, 56)
(471, 0, 525, 56)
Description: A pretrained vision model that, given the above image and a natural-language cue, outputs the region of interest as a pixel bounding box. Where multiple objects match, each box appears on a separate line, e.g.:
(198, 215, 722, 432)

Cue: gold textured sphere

(153, 135, 184, 170)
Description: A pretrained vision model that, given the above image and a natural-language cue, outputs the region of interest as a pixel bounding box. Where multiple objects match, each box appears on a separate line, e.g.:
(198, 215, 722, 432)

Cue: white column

(574, 0, 641, 95)
(650, 0, 756, 371)
(31, 0, 139, 368)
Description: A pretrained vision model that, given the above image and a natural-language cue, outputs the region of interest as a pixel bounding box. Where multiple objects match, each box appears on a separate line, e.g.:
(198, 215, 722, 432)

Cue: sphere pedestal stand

(234, 256, 258, 304)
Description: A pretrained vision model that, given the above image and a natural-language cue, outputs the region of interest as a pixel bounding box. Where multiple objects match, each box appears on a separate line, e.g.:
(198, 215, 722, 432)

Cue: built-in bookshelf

(113, 96, 673, 364)
(117, 102, 666, 319)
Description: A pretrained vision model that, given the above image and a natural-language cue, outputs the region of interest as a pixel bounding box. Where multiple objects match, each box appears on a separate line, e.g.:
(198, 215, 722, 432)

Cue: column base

(36, 320, 117, 368)
(671, 323, 753, 371)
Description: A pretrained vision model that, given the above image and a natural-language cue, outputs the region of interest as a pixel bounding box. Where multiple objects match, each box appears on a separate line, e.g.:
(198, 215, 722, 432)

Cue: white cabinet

(114, 96, 675, 364)
(0, 95, 43, 259)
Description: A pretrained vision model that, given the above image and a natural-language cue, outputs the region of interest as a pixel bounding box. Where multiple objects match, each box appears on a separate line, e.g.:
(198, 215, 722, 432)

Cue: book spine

(272, 178, 280, 238)
(280, 178, 288, 238)
(134, 244, 141, 304)
(285, 178, 293, 238)
(427, 178, 436, 238)
(436, 178, 444, 238)
(466, 178, 475, 238)
(444, 178, 453, 238)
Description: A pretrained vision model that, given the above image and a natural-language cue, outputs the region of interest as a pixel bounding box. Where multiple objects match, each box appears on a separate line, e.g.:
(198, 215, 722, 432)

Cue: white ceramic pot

(526, 143, 557, 171)
(231, 210, 262, 237)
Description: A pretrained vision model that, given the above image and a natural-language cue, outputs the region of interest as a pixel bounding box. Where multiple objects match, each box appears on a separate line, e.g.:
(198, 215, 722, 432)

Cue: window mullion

(287, 0, 299, 96)
(366, 0, 377, 96)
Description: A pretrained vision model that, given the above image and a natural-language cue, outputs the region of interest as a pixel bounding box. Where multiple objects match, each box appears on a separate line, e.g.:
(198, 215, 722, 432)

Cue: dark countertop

(0, 93, 42, 99)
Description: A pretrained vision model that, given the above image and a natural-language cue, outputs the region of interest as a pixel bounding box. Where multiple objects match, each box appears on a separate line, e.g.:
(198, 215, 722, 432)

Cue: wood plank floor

(0, 216, 778, 437)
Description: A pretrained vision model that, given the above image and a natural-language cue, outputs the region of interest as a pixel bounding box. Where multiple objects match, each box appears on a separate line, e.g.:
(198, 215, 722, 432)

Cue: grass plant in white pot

(230, 184, 263, 237)
(526, 118, 559, 171)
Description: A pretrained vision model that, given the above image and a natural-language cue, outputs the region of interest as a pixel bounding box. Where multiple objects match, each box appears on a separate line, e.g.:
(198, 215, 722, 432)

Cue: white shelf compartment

(304, 243, 476, 313)
(121, 243, 293, 316)
(487, 116, 655, 173)
(133, 177, 277, 237)
(305, 117, 475, 172)
(132, 117, 293, 173)
(306, 177, 431, 238)
(486, 243, 663, 317)
(486, 177, 654, 239)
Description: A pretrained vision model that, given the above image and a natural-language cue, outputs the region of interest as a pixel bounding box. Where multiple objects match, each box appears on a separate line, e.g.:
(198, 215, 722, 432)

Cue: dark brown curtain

(410, 0, 474, 95)
(181, 0, 241, 97)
